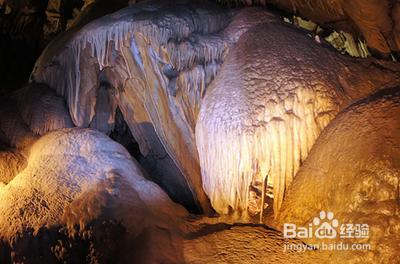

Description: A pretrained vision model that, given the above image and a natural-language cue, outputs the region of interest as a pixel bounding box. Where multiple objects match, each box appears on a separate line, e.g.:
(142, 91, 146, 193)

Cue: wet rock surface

(196, 18, 400, 218)
(278, 87, 400, 263)
(0, 1, 399, 263)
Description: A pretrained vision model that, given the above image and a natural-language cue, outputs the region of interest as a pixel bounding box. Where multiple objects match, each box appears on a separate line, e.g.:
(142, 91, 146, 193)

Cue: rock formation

(2, 0, 398, 219)
(0, 150, 26, 184)
(0, 98, 38, 149)
(13, 83, 73, 135)
(0, 0, 399, 262)
(0, 128, 187, 263)
(196, 19, 400, 218)
(183, 223, 329, 263)
(30, 1, 280, 213)
(0, 0, 129, 93)
(21, 0, 400, 218)
(218, 0, 400, 59)
(278, 87, 400, 263)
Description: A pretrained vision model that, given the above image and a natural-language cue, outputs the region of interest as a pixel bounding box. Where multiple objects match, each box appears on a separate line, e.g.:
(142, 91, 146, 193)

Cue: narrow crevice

(110, 108, 200, 214)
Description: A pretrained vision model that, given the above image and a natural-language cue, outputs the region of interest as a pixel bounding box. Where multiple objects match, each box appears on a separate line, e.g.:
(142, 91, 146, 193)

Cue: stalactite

(30, 2, 279, 213)
(30, 1, 400, 216)
(325, 30, 370, 58)
(196, 86, 339, 217)
(196, 21, 400, 218)
(259, 169, 269, 223)
(32, 2, 230, 128)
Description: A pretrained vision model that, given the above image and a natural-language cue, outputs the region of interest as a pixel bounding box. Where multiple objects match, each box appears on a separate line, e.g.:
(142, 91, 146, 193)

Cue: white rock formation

(196, 21, 400, 218)
(27, 0, 400, 217)
(0, 128, 185, 238)
(0, 128, 187, 262)
(30, 1, 279, 213)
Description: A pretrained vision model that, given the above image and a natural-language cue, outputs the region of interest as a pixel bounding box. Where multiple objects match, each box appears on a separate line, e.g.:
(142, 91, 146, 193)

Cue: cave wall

(0, 0, 129, 90)
(216, 0, 400, 59)
(277, 87, 400, 263)
(31, 0, 233, 213)
(3, 0, 399, 91)
(18, 0, 400, 217)
(0, 0, 46, 88)
(2, 0, 400, 218)
(0, 0, 399, 262)
(196, 18, 400, 219)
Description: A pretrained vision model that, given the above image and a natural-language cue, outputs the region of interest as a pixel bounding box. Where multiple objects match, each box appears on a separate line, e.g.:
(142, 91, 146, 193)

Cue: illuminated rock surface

(0, 150, 26, 184)
(31, 1, 279, 213)
(1, 1, 399, 263)
(0, 128, 328, 264)
(196, 20, 400, 218)
(29, 0, 400, 217)
(278, 88, 400, 263)
(0, 128, 187, 263)
(183, 223, 329, 263)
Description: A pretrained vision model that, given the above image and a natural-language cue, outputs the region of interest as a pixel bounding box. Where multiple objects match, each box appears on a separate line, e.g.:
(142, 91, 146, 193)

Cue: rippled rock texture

(0, 0, 400, 263)
(0, 128, 187, 263)
(24, 0, 400, 218)
(196, 19, 400, 218)
(30, 1, 279, 213)
(278, 87, 400, 263)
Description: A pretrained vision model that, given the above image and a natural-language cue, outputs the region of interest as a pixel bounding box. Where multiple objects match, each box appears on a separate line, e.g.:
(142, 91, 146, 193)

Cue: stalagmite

(31, 1, 279, 213)
(196, 21, 400, 218)
(259, 169, 268, 223)
(23, 0, 400, 218)
(0, 128, 187, 263)
(278, 87, 400, 263)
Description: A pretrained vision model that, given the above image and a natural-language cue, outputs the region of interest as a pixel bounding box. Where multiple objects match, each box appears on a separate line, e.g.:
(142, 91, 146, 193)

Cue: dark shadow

(110, 108, 200, 214)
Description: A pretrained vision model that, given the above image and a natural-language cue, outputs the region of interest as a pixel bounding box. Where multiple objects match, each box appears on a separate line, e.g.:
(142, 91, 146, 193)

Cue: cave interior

(0, 0, 399, 263)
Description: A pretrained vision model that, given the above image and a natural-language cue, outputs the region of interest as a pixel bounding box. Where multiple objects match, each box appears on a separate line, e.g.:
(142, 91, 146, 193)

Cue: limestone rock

(196, 20, 400, 218)
(31, 1, 278, 213)
(14, 83, 73, 136)
(219, 0, 400, 58)
(183, 224, 329, 263)
(0, 128, 187, 263)
(278, 87, 400, 263)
